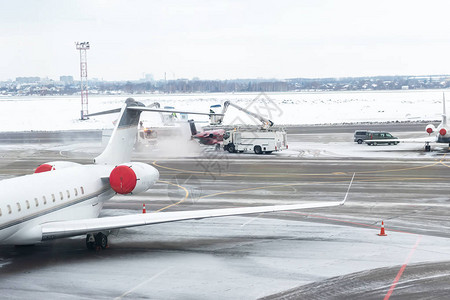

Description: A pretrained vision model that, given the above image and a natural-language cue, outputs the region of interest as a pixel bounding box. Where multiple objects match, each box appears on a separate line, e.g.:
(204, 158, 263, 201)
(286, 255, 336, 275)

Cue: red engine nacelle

(440, 128, 447, 136)
(35, 161, 82, 173)
(426, 124, 436, 135)
(109, 162, 159, 194)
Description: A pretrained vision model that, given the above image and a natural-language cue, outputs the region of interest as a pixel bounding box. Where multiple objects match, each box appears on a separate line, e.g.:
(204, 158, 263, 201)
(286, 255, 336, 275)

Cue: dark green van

(366, 132, 399, 145)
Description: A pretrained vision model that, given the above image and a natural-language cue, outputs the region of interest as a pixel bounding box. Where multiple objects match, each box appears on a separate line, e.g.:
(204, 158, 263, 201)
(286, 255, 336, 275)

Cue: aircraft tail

(188, 119, 198, 136)
(94, 98, 144, 165)
(443, 93, 447, 126)
(89, 98, 222, 165)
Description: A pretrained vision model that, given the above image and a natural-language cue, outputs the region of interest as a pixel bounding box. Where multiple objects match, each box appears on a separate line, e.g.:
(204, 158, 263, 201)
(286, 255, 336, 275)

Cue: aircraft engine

(109, 162, 159, 194)
(426, 124, 436, 135)
(35, 161, 82, 173)
(440, 128, 447, 136)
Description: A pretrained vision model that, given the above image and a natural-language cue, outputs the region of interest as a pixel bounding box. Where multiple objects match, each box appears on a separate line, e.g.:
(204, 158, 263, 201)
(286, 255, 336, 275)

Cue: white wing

(128, 106, 223, 116)
(41, 200, 344, 241)
(40, 174, 354, 241)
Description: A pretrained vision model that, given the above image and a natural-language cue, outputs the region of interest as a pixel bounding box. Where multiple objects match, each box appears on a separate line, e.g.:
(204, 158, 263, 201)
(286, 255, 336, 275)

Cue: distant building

(144, 74, 154, 82)
(60, 76, 74, 84)
(16, 77, 40, 84)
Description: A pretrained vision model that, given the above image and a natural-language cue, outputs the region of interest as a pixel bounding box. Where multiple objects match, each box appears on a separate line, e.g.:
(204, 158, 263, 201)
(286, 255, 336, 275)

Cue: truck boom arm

(222, 101, 274, 128)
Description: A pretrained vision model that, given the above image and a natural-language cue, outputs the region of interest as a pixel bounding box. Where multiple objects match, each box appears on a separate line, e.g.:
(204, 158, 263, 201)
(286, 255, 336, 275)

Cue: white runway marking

(240, 213, 263, 227)
(114, 266, 173, 300)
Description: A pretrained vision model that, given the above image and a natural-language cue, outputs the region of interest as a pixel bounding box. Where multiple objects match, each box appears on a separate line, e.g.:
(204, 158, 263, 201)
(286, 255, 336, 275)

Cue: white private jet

(0, 98, 352, 249)
(365, 93, 449, 151)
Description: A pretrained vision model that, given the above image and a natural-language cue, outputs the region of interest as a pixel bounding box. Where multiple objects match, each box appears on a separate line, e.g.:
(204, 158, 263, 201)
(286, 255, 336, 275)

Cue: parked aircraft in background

(423, 94, 450, 151)
(366, 93, 448, 152)
(189, 119, 224, 150)
(0, 98, 351, 249)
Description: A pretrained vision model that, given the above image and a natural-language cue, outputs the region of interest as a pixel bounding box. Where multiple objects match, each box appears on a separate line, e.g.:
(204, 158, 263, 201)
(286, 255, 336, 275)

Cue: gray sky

(0, 0, 449, 81)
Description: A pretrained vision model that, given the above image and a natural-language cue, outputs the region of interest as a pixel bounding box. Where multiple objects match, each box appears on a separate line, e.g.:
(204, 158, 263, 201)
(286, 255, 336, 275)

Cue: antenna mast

(75, 42, 90, 120)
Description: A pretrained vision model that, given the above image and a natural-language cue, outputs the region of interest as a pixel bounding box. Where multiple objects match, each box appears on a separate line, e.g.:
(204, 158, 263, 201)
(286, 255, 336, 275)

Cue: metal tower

(76, 42, 90, 120)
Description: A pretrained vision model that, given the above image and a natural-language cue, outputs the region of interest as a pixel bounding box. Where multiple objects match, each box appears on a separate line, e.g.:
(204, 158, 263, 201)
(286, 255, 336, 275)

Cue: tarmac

(1, 124, 450, 299)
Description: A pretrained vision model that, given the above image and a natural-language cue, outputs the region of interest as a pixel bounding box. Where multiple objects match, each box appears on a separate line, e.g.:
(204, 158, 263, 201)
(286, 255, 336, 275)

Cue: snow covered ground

(0, 89, 447, 132)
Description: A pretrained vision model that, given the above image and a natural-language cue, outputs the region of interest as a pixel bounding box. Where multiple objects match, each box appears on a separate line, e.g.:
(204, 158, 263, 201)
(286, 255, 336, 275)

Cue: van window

(386, 133, 393, 138)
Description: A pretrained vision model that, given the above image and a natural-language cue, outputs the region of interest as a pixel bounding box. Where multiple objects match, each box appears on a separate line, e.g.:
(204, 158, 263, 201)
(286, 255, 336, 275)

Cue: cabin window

(34, 198, 39, 207)
(66, 190, 70, 199)
(0, 208, 2, 216)
(52, 194, 56, 202)
(60, 192, 63, 200)
(80, 186, 84, 195)
(7, 205, 12, 214)
(74, 188, 78, 197)
(17, 203, 21, 212)
(43, 196, 47, 205)
(26, 200, 30, 209)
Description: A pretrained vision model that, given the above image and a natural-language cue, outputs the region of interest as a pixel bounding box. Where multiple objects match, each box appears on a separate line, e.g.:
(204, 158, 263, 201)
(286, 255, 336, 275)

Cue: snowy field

(0, 89, 448, 132)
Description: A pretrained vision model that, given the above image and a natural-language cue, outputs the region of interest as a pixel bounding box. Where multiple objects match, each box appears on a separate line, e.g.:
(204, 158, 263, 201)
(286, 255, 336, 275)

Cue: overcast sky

(0, 0, 449, 81)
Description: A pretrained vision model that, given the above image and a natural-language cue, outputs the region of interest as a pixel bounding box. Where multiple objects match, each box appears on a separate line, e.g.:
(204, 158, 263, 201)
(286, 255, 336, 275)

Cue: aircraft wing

(41, 173, 354, 241)
(86, 106, 223, 117)
(128, 106, 223, 116)
(41, 200, 345, 241)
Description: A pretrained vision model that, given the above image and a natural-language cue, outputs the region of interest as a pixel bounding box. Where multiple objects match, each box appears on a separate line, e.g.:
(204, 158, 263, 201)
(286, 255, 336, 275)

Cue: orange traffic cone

(142, 203, 146, 214)
(378, 220, 387, 236)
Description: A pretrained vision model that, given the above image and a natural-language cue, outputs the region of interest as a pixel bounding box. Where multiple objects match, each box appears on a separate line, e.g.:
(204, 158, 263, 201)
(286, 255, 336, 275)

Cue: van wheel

(357, 139, 363, 144)
(254, 146, 263, 154)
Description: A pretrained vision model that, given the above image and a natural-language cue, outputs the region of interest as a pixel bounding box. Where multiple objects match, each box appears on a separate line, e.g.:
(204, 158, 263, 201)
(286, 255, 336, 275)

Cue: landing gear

(425, 143, 431, 152)
(86, 232, 108, 250)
